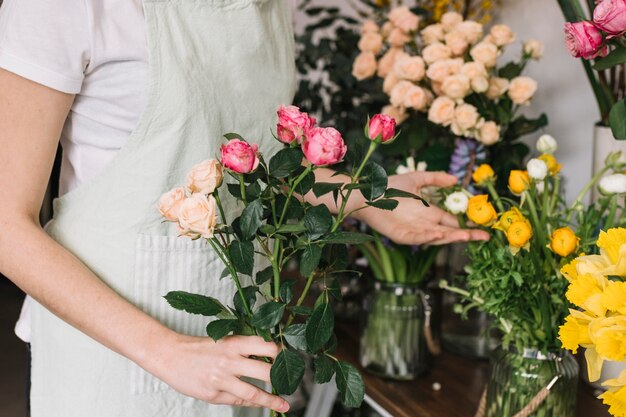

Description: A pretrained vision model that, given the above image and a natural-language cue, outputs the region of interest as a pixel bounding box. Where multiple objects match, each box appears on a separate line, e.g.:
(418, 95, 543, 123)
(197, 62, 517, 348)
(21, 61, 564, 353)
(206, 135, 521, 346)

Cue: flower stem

(208, 239, 252, 316)
(278, 164, 313, 227)
(272, 239, 281, 301)
(239, 174, 247, 206)
(285, 270, 316, 328)
(604, 194, 618, 230)
(566, 166, 610, 222)
(486, 182, 504, 212)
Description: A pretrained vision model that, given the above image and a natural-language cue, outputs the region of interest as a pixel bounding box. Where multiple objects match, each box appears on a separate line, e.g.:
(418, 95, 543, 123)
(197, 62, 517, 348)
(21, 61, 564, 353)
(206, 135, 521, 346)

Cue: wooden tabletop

(334, 320, 610, 417)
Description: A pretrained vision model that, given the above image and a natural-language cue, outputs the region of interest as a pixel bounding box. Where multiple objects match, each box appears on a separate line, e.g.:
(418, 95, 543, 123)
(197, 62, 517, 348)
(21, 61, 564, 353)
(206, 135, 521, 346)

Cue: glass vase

(359, 282, 430, 380)
(485, 347, 579, 417)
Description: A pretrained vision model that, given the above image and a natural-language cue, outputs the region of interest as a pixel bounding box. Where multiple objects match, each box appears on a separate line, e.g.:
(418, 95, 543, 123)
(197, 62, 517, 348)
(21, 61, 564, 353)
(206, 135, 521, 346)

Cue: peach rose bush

(158, 106, 424, 415)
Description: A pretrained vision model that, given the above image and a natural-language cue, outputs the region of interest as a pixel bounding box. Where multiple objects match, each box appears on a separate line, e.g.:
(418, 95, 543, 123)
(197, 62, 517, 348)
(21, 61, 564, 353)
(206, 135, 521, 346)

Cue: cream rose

(178, 193, 218, 239)
(524, 38, 544, 60)
(456, 21, 483, 44)
(489, 24, 516, 47)
(393, 56, 426, 81)
(444, 31, 469, 56)
(486, 77, 509, 99)
(361, 20, 380, 34)
(389, 6, 420, 33)
(428, 96, 456, 126)
(476, 121, 501, 145)
(404, 85, 431, 111)
(470, 41, 499, 68)
(381, 21, 394, 38)
(352, 52, 377, 81)
(441, 11, 463, 32)
(422, 42, 452, 64)
(508, 76, 537, 105)
(158, 187, 187, 222)
(421, 23, 445, 45)
(461, 62, 487, 80)
(447, 58, 464, 75)
(389, 80, 415, 107)
(454, 103, 480, 131)
(383, 73, 401, 94)
(186, 159, 223, 195)
(426, 60, 451, 82)
(382, 104, 409, 125)
(388, 28, 412, 47)
(441, 74, 471, 100)
(471, 76, 489, 93)
(358, 32, 384, 54)
(377, 48, 406, 78)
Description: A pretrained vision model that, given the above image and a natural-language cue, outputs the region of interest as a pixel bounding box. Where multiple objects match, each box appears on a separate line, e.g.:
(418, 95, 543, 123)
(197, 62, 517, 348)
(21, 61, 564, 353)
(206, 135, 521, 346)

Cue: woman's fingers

(225, 377, 290, 412)
(231, 357, 273, 382)
(209, 392, 259, 408)
(410, 171, 458, 189)
(223, 335, 280, 359)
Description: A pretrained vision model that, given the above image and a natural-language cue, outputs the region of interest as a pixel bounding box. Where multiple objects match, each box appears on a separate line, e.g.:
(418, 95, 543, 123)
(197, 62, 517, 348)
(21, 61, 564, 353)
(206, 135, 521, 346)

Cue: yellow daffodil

(549, 227, 579, 257)
(589, 316, 626, 362)
(472, 164, 496, 186)
(559, 312, 592, 354)
(508, 170, 530, 195)
(492, 207, 525, 233)
(561, 258, 581, 283)
(603, 281, 626, 315)
(597, 228, 626, 277)
(566, 273, 608, 317)
(466, 194, 497, 226)
(506, 220, 532, 255)
(600, 369, 626, 417)
(538, 153, 562, 175)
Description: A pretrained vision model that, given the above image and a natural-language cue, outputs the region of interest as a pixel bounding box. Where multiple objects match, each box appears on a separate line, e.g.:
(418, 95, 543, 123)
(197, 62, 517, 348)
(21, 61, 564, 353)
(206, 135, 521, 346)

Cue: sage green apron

(29, 1, 295, 415)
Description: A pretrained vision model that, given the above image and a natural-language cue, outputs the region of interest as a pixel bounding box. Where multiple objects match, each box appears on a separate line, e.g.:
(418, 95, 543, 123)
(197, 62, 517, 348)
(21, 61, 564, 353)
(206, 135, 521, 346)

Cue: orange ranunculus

(549, 227, 579, 257)
(509, 170, 530, 195)
(472, 164, 496, 185)
(538, 154, 562, 175)
(493, 207, 525, 233)
(467, 194, 498, 226)
(507, 220, 533, 254)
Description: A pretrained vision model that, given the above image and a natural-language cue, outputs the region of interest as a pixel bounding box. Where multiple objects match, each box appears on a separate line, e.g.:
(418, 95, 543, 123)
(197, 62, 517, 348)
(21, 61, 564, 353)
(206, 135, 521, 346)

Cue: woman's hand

(353, 171, 490, 245)
(147, 334, 289, 412)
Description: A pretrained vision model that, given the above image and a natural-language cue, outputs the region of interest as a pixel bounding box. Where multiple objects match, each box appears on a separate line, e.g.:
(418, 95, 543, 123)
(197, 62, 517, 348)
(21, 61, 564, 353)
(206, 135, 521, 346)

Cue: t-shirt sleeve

(0, 0, 90, 94)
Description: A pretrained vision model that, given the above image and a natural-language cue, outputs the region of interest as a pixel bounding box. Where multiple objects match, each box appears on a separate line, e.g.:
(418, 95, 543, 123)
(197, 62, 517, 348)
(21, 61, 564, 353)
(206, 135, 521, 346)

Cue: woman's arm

(0, 69, 289, 413)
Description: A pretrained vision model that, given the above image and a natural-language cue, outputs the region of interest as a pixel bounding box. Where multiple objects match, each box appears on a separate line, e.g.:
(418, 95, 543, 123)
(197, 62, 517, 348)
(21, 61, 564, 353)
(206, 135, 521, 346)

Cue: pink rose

(302, 127, 347, 166)
(158, 187, 186, 222)
(178, 194, 218, 239)
(564, 21, 606, 59)
(594, 0, 626, 35)
(186, 159, 223, 195)
(276, 105, 316, 144)
(220, 139, 260, 174)
(368, 114, 397, 143)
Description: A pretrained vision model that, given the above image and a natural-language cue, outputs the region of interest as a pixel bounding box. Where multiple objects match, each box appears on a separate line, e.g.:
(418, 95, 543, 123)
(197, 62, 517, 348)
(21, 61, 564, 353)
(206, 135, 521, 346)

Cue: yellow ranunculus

(566, 273, 608, 317)
(589, 316, 626, 362)
(466, 194, 497, 226)
(559, 313, 592, 354)
(603, 281, 626, 315)
(472, 163, 496, 185)
(597, 228, 626, 277)
(506, 220, 532, 250)
(508, 170, 529, 195)
(549, 227, 579, 257)
(538, 153, 562, 175)
(492, 207, 524, 233)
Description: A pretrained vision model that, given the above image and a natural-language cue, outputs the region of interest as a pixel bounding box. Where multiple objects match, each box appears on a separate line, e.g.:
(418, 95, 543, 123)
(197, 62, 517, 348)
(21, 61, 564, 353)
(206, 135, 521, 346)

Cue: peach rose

(447, 58, 464, 74)
(390, 80, 415, 107)
(389, 6, 420, 33)
(361, 20, 380, 34)
(404, 85, 431, 110)
(377, 48, 407, 78)
(352, 52, 377, 81)
(158, 187, 187, 222)
(441, 74, 471, 100)
(456, 21, 484, 44)
(486, 77, 509, 99)
(523, 39, 544, 60)
(382, 105, 409, 125)
(432, 81, 443, 96)
(454, 103, 480, 131)
(441, 11, 463, 32)
(383, 73, 401, 94)
(178, 193, 218, 239)
(471, 76, 489, 93)
(422, 42, 452, 64)
(393, 56, 426, 81)
(381, 21, 394, 38)
(476, 121, 501, 145)
(358, 32, 384, 54)
(428, 96, 456, 126)
(445, 31, 469, 56)
(426, 60, 451, 82)
(186, 159, 223, 195)
(508, 76, 537, 105)
(421, 23, 445, 45)
(489, 24, 516, 46)
(387, 27, 412, 47)
(470, 41, 499, 68)
(461, 62, 487, 80)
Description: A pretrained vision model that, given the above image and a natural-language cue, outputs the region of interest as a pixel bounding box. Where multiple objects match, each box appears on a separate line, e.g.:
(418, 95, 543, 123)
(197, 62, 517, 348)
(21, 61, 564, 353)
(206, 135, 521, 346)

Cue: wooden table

(333, 320, 610, 417)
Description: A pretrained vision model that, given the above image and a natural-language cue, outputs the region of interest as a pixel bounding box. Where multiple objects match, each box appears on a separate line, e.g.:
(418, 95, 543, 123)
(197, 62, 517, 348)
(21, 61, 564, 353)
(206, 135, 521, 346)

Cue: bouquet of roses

(157, 107, 424, 414)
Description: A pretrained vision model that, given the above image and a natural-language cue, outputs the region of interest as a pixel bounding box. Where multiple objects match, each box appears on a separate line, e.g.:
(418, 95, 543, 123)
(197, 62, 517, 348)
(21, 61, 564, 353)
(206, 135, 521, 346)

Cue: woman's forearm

(304, 167, 368, 217)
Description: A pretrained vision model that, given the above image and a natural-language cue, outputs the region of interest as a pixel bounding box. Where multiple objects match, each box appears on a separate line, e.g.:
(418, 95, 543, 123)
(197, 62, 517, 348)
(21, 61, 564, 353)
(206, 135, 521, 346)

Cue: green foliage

(164, 291, 226, 317)
(228, 241, 254, 276)
(305, 302, 335, 352)
(271, 349, 306, 395)
(335, 361, 365, 408)
(269, 148, 304, 178)
(251, 302, 285, 330)
(206, 319, 240, 341)
(609, 99, 626, 140)
(314, 355, 335, 383)
(283, 323, 308, 351)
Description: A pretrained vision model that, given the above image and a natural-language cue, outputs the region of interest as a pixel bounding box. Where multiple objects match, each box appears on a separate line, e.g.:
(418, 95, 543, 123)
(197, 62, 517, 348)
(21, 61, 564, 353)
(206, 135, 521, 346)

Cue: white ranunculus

(444, 191, 469, 214)
(598, 173, 626, 194)
(527, 158, 549, 181)
(535, 181, 545, 194)
(536, 134, 558, 154)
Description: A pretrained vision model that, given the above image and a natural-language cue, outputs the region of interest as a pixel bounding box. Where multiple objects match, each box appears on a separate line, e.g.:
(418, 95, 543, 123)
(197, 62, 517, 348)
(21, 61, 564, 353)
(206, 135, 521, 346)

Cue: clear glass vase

(485, 347, 579, 417)
(359, 282, 430, 380)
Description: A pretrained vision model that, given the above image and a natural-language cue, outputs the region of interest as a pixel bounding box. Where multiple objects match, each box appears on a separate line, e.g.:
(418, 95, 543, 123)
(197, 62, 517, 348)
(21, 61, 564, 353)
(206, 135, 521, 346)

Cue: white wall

(292, 0, 597, 201)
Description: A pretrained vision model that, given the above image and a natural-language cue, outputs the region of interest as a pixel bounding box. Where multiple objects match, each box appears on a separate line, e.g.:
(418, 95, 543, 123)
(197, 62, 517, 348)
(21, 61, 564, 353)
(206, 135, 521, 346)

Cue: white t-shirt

(0, 0, 149, 341)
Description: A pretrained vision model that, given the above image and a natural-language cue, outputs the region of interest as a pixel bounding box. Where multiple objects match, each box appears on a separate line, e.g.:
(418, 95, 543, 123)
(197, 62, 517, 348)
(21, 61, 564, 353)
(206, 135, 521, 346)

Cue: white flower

(598, 173, 626, 194)
(527, 158, 549, 181)
(445, 191, 469, 214)
(396, 157, 428, 174)
(536, 134, 558, 154)
(535, 181, 545, 194)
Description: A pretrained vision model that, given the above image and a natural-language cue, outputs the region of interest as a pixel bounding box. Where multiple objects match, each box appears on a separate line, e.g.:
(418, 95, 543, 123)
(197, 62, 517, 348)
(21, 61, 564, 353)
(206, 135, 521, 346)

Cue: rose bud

(220, 139, 260, 174)
(564, 21, 606, 60)
(276, 105, 316, 144)
(368, 114, 397, 143)
(186, 159, 223, 195)
(302, 127, 347, 166)
(593, 0, 626, 36)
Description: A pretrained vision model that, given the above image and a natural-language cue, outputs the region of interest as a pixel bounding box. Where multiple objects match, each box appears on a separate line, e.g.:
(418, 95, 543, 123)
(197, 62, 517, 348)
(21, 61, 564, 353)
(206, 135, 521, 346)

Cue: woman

(0, 0, 488, 416)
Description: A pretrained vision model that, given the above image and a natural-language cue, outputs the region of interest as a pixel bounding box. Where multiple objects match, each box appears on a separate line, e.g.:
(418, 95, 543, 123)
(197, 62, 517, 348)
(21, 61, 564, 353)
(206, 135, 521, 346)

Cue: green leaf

(229, 241, 254, 276)
(255, 266, 274, 285)
(609, 99, 626, 140)
(314, 355, 335, 384)
(224, 132, 245, 141)
(276, 223, 307, 234)
(334, 360, 364, 408)
(366, 199, 399, 211)
(270, 349, 306, 395)
(289, 305, 313, 316)
(251, 301, 285, 329)
(300, 244, 323, 277)
(206, 319, 240, 341)
(322, 232, 374, 244)
(384, 188, 428, 205)
(313, 182, 343, 198)
(227, 182, 261, 200)
(594, 46, 626, 71)
(280, 280, 296, 304)
(498, 61, 523, 79)
(219, 267, 230, 280)
(240, 199, 264, 240)
(233, 286, 258, 315)
(164, 291, 226, 316)
(283, 323, 308, 351)
(294, 170, 316, 196)
(269, 148, 304, 178)
(305, 302, 334, 352)
(327, 278, 342, 301)
(303, 205, 333, 240)
(360, 161, 388, 201)
(505, 114, 549, 141)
